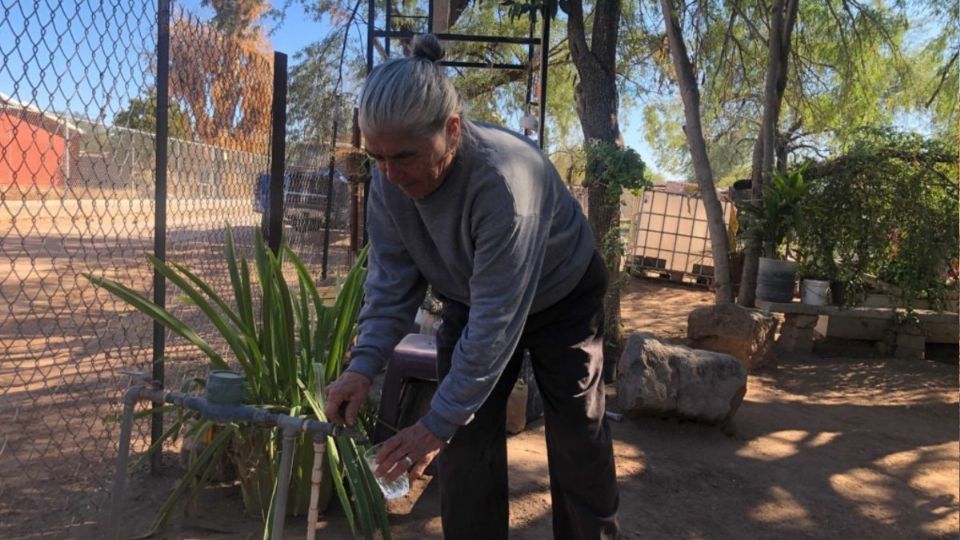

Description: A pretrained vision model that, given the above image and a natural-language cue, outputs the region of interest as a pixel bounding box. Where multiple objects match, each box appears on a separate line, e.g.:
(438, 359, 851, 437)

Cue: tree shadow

(593, 353, 959, 540)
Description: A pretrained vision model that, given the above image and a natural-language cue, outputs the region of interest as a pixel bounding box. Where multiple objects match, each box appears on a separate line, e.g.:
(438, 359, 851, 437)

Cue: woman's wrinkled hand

(324, 371, 372, 426)
(373, 421, 446, 481)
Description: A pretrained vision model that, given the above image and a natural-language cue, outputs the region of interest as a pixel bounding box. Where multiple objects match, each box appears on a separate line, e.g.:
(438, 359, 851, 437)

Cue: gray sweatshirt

(346, 121, 596, 440)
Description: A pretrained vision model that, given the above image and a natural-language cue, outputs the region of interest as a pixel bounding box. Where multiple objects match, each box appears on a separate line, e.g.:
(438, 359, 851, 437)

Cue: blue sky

(0, 2, 156, 122)
(2, 0, 660, 174)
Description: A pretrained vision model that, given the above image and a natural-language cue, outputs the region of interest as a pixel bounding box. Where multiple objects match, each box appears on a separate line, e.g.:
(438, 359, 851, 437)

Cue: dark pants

(435, 253, 621, 540)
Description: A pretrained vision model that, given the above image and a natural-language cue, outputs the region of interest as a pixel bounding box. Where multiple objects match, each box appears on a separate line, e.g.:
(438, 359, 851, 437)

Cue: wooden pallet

(628, 265, 713, 288)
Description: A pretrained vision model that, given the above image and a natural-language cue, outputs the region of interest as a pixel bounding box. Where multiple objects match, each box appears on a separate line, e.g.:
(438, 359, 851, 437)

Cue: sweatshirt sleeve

(346, 180, 427, 381)
(420, 167, 553, 441)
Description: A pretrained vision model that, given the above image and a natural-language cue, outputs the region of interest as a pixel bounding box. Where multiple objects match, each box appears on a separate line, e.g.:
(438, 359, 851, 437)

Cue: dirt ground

(82, 276, 959, 540)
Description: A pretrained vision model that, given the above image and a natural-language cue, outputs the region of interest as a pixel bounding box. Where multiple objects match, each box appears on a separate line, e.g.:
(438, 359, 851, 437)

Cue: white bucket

(801, 279, 831, 306)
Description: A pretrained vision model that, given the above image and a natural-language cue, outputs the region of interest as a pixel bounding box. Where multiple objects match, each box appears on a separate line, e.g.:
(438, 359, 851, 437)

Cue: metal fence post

(538, 4, 550, 149)
(350, 107, 362, 256)
(267, 52, 288, 255)
(150, 0, 171, 475)
(320, 105, 342, 280)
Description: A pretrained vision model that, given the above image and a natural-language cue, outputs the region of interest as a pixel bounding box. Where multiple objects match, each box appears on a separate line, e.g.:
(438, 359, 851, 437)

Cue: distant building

(0, 91, 83, 189)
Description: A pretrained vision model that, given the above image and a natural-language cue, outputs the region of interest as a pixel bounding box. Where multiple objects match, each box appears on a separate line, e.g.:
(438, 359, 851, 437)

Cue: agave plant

(86, 226, 389, 540)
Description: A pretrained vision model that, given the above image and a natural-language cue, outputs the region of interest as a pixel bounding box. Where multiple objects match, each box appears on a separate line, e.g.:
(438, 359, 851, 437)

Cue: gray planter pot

(756, 257, 797, 303)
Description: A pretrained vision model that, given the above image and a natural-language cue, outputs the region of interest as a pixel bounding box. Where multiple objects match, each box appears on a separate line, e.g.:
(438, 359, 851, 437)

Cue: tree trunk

(566, 0, 625, 370)
(660, 0, 733, 304)
(738, 0, 799, 306)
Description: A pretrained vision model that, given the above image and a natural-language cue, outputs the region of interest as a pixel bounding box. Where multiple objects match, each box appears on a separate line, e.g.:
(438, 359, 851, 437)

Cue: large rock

(617, 333, 747, 425)
(687, 303, 778, 370)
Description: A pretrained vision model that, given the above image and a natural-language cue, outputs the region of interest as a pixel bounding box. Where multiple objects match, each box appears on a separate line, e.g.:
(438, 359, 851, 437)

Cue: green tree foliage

(634, 0, 957, 178)
(114, 90, 192, 139)
(736, 166, 809, 259)
(585, 141, 650, 266)
(905, 0, 958, 141)
(585, 141, 649, 204)
(283, 0, 654, 158)
(641, 92, 758, 186)
(287, 32, 359, 150)
(799, 129, 958, 310)
(441, 5, 537, 125)
(202, 0, 271, 40)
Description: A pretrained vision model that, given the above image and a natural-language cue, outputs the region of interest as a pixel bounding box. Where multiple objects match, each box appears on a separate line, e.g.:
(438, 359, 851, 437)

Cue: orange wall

(0, 111, 67, 189)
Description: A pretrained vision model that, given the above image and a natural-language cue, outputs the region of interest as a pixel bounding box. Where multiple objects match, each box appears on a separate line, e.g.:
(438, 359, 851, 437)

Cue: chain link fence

(0, 2, 357, 537)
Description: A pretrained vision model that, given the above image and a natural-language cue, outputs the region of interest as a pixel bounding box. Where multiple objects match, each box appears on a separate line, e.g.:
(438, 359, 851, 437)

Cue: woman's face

(364, 116, 461, 199)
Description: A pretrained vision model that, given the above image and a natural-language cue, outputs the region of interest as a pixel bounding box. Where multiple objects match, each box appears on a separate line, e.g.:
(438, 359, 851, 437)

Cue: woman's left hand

(373, 421, 446, 481)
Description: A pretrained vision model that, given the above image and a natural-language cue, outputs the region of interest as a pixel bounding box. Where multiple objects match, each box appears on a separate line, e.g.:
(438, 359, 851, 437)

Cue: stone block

(688, 303, 778, 370)
(894, 328, 926, 359)
(776, 313, 819, 353)
(617, 332, 747, 425)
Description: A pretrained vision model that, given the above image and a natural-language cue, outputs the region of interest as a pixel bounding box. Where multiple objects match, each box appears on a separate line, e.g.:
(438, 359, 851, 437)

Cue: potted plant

(736, 167, 810, 303)
(794, 194, 838, 306)
(86, 227, 390, 540)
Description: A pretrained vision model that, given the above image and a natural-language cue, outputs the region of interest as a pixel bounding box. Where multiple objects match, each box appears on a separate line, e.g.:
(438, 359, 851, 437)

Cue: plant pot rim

(758, 256, 798, 266)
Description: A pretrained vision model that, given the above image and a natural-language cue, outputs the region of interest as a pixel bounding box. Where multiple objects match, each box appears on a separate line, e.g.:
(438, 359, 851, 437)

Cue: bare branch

(730, 1, 766, 42)
(708, 9, 738, 105)
(926, 50, 959, 108)
(824, 1, 853, 72)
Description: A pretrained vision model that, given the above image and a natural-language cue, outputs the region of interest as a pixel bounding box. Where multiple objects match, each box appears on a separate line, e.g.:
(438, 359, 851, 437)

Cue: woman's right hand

(324, 371, 372, 426)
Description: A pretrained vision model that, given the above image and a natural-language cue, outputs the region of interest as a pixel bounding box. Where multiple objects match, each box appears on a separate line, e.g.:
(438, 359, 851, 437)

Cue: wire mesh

(158, 6, 274, 414)
(0, 2, 359, 537)
(0, 2, 160, 536)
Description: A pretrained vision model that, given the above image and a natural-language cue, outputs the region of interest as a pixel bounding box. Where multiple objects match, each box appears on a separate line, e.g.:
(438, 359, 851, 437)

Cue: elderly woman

(324, 34, 620, 540)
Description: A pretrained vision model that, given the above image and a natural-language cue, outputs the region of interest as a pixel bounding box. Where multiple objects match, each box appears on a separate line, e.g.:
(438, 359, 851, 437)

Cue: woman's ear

(446, 115, 461, 145)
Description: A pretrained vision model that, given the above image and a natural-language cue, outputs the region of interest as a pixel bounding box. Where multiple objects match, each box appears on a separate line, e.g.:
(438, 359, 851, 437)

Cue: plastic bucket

(801, 279, 831, 306)
(756, 257, 797, 303)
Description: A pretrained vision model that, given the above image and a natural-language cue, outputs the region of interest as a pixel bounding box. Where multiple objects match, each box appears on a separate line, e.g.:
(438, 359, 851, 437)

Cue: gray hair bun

(410, 34, 445, 62)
